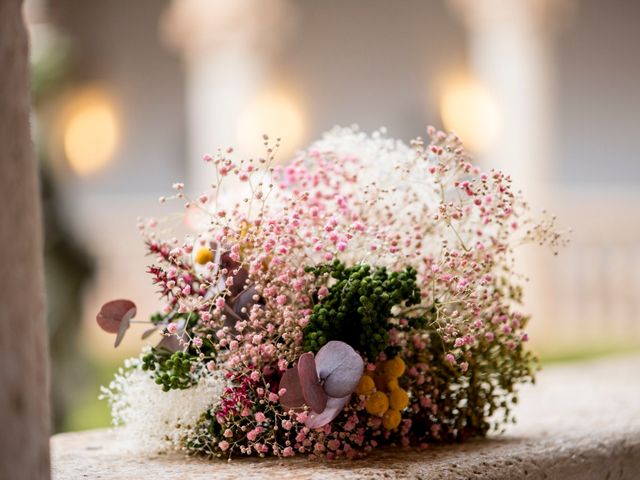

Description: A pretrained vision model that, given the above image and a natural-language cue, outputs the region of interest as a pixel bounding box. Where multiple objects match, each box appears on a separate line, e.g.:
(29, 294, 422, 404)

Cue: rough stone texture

(51, 354, 640, 479)
(0, 1, 51, 479)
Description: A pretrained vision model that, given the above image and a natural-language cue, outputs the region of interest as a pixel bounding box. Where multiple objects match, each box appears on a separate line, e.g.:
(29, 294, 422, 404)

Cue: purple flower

(279, 341, 364, 429)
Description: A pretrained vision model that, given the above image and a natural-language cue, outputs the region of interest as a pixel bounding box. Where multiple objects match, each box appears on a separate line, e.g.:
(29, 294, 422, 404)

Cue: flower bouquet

(98, 126, 564, 459)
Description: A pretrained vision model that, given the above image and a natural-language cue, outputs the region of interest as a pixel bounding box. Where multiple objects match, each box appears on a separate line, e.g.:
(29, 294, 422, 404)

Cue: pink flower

(317, 286, 329, 299)
(219, 440, 229, 451)
(327, 439, 340, 451)
(255, 412, 267, 423)
(283, 446, 294, 457)
(167, 322, 178, 334)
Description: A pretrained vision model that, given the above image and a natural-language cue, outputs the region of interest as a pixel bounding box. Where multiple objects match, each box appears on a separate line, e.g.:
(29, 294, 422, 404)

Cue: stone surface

(51, 354, 640, 479)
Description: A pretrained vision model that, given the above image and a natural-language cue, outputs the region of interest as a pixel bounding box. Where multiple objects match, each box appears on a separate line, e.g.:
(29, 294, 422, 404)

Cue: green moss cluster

(303, 261, 422, 359)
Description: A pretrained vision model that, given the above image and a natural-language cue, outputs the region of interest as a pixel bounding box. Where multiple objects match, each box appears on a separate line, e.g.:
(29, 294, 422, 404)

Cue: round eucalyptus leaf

(96, 299, 136, 334)
(315, 341, 364, 398)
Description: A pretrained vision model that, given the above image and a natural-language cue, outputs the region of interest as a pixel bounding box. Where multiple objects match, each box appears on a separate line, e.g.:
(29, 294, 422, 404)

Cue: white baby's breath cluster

(101, 355, 227, 453)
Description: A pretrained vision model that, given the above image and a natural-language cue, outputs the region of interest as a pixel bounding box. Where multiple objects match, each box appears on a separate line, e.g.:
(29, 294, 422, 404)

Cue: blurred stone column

(161, 0, 294, 194)
(450, 0, 573, 347)
(0, 0, 50, 478)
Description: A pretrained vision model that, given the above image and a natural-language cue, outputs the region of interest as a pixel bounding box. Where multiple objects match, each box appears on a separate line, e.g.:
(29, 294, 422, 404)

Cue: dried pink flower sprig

(99, 126, 565, 459)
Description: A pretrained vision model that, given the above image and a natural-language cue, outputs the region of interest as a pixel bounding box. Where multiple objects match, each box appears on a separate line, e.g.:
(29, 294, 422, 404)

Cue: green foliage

(139, 311, 217, 391)
(141, 349, 197, 391)
(402, 324, 537, 444)
(303, 261, 422, 359)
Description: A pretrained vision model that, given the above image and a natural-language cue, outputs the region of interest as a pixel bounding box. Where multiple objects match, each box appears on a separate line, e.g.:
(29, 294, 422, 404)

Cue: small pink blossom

(283, 446, 294, 457)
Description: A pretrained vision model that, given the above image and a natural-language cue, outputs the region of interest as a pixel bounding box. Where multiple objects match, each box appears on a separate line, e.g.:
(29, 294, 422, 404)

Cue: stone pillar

(449, 0, 573, 345)
(0, 0, 50, 478)
(161, 0, 294, 194)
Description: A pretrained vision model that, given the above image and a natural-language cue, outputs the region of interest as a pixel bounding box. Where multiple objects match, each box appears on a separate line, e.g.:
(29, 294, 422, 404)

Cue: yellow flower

(194, 247, 214, 265)
(386, 377, 399, 392)
(239, 220, 250, 239)
(389, 388, 409, 410)
(365, 391, 389, 416)
(355, 375, 375, 395)
(382, 409, 402, 430)
(383, 356, 406, 378)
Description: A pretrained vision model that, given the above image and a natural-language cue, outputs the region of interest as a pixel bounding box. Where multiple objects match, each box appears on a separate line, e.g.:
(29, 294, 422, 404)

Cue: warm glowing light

(236, 89, 305, 160)
(63, 89, 119, 176)
(440, 79, 501, 153)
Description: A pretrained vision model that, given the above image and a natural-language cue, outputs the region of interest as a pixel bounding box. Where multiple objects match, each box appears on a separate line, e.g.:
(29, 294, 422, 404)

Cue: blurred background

(24, 0, 640, 433)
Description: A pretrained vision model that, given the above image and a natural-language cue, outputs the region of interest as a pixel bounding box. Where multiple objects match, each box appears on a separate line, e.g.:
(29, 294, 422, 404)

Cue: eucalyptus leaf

(141, 326, 158, 340)
(305, 394, 351, 429)
(232, 285, 262, 321)
(156, 318, 188, 353)
(113, 306, 136, 348)
(297, 352, 327, 414)
(220, 251, 249, 297)
(96, 299, 136, 334)
(279, 366, 304, 409)
(315, 341, 364, 398)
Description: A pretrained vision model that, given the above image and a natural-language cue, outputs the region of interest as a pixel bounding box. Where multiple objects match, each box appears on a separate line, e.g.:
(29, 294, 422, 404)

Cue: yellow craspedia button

(195, 247, 214, 265)
(365, 391, 389, 416)
(386, 377, 399, 391)
(382, 409, 402, 430)
(383, 356, 406, 378)
(355, 375, 375, 395)
(389, 388, 409, 410)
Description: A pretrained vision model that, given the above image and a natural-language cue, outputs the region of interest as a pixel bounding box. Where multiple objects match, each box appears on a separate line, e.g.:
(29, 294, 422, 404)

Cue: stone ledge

(51, 354, 640, 479)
